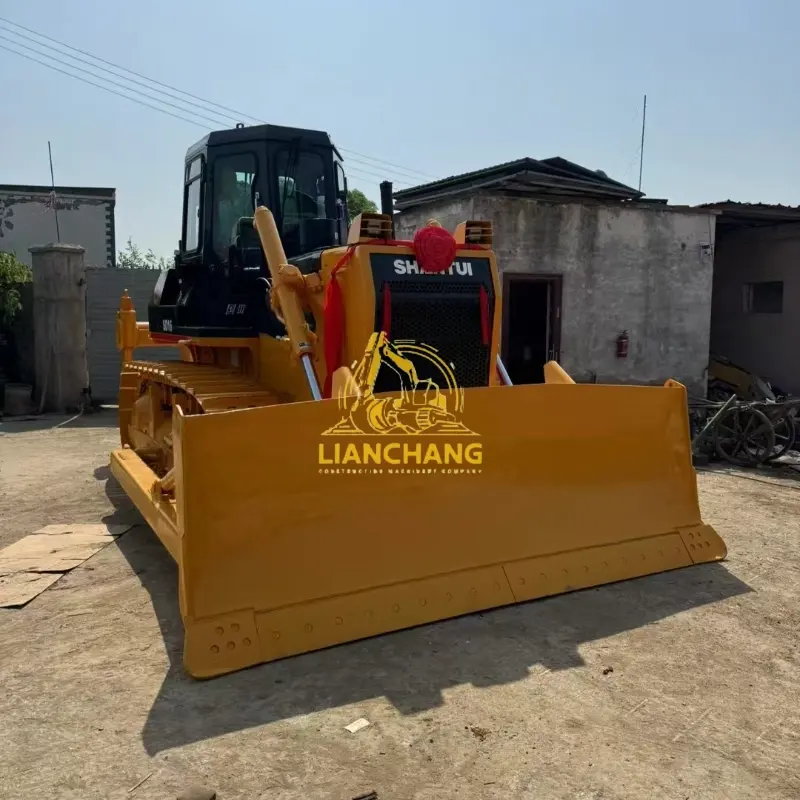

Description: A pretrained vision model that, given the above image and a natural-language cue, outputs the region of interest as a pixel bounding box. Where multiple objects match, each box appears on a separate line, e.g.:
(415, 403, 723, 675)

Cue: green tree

(117, 237, 168, 270)
(0, 251, 32, 326)
(346, 189, 378, 223)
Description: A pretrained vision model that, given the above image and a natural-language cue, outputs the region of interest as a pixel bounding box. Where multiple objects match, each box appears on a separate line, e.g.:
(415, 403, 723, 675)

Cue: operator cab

(149, 123, 349, 339)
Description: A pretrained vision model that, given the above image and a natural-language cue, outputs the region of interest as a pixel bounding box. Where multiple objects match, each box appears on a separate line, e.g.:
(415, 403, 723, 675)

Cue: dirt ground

(1, 409, 799, 800)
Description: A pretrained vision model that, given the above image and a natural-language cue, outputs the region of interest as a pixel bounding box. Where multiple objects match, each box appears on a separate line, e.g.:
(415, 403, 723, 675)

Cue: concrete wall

(0, 186, 115, 269)
(710, 224, 800, 395)
(3, 264, 180, 406)
(395, 197, 476, 238)
(396, 194, 716, 396)
(86, 267, 181, 403)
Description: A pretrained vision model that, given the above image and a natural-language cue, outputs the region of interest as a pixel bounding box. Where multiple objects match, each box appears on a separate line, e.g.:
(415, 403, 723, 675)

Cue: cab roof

(185, 124, 342, 162)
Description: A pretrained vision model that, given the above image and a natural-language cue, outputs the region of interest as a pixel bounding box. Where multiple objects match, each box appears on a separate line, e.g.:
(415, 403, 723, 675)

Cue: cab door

(206, 142, 267, 267)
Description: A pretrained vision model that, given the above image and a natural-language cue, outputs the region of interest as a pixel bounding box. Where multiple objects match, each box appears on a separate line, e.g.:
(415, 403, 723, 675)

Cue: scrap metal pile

(690, 356, 799, 468)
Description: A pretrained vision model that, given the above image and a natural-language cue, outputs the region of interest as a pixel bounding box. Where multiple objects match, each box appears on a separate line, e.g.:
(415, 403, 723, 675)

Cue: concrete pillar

(29, 244, 89, 413)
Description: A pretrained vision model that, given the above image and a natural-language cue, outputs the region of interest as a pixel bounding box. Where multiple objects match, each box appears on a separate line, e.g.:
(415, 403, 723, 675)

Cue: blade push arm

(253, 205, 322, 400)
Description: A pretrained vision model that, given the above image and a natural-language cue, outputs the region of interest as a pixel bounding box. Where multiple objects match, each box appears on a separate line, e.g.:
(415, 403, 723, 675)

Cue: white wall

(0, 188, 114, 269)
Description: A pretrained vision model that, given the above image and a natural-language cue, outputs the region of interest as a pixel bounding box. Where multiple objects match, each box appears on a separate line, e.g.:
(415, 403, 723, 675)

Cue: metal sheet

(86, 268, 182, 402)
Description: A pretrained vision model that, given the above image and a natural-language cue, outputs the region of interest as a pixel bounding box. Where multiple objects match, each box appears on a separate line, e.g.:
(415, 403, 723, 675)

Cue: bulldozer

(111, 122, 727, 679)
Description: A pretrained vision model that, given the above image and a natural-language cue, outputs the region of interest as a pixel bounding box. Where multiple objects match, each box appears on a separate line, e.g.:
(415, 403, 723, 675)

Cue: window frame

(182, 155, 205, 254)
(335, 160, 348, 198)
(743, 280, 784, 314)
(210, 150, 259, 258)
(274, 147, 331, 228)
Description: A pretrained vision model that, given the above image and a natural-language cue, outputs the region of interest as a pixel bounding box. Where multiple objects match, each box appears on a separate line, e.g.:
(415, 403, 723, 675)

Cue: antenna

(637, 94, 647, 193)
(47, 140, 61, 243)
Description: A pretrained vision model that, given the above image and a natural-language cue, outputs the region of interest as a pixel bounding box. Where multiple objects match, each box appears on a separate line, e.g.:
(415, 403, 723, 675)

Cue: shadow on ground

(699, 461, 800, 485)
(98, 471, 752, 756)
(0, 406, 119, 434)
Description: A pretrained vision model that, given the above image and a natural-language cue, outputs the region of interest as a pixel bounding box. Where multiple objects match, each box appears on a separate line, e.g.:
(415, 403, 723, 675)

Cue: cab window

(183, 157, 203, 252)
(276, 150, 327, 231)
(213, 153, 257, 257)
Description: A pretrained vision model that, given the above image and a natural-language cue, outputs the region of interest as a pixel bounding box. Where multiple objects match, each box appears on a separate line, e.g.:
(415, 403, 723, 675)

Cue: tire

(713, 406, 776, 467)
(764, 413, 797, 462)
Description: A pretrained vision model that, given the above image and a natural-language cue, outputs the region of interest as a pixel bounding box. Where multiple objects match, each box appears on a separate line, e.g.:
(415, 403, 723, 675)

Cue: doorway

(501, 274, 563, 384)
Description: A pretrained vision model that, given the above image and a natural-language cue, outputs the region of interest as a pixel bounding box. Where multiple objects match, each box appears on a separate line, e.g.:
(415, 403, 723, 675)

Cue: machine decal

(368, 253, 492, 288)
(392, 258, 476, 277)
(318, 331, 482, 475)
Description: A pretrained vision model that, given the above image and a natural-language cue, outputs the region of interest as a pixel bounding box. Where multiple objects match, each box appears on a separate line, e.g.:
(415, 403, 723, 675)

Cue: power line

(338, 149, 435, 181)
(0, 24, 241, 125)
(0, 40, 417, 188)
(0, 34, 232, 128)
(345, 163, 404, 182)
(332, 151, 427, 183)
(0, 15, 436, 182)
(0, 42, 217, 129)
(0, 15, 255, 122)
(346, 165, 411, 188)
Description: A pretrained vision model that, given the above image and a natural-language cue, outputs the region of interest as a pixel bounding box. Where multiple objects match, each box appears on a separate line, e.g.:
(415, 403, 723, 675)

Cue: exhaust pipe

(380, 180, 394, 237)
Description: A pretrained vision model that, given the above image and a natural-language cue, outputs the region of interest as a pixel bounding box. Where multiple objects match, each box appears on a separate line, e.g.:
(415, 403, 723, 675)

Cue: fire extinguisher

(616, 330, 629, 359)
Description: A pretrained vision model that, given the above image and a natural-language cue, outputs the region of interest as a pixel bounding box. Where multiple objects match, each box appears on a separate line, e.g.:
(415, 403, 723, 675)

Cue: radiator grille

(373, 280, 492, 392)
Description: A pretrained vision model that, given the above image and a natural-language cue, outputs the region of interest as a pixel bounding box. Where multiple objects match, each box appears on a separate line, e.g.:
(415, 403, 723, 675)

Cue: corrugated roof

(392, 156, 642, 210)
(695, 201, 800, 228)
(698, 201, 800, 212)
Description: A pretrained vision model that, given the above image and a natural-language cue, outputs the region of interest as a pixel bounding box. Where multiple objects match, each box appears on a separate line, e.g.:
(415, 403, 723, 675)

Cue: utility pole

(48, 140, 61, 243)
(637, 94, 647, 193)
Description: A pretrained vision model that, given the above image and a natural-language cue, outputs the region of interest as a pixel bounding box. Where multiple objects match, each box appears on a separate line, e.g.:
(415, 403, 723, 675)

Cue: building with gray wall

(704, 202, 800, 396)
(0, 184, 116, 269)
(393, 158, 717, 397)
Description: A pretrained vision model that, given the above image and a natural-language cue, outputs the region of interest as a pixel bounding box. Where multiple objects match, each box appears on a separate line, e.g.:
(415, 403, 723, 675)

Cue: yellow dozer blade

(110, 209, 726, 679)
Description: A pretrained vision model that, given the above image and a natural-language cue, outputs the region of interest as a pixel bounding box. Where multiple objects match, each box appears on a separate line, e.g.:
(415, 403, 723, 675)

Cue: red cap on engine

(413, 222, 457, 274)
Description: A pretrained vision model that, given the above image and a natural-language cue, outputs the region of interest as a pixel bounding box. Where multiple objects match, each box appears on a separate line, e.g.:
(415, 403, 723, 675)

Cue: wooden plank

(34, 523, 131, 537)
(0, 572, 63, 608)
(0, 523, 133, 608)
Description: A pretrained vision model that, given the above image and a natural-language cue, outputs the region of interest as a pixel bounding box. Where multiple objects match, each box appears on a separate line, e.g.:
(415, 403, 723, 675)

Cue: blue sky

(1, 0, 798, 259)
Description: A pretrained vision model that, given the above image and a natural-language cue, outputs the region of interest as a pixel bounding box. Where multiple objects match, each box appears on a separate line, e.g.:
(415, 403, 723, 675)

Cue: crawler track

(123, 360, 281, 414)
